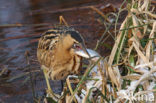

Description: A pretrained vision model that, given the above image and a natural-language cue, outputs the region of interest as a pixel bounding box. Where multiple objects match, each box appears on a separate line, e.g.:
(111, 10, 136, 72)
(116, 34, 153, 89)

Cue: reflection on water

(0, 0, 119, 102)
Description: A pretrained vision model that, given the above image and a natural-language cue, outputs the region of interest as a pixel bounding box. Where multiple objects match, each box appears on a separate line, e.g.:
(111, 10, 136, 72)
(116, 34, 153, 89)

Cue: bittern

(37, 26, 90, 99)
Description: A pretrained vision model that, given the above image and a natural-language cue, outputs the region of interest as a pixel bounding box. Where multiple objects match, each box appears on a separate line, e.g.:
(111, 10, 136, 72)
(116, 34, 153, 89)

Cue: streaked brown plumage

(37, 26, 89, 81)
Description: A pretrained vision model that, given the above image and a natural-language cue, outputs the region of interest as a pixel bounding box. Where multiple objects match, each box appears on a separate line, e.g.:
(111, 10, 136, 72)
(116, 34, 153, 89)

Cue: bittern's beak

(80, 43, 91, 58)
(74, 43, 91, 58)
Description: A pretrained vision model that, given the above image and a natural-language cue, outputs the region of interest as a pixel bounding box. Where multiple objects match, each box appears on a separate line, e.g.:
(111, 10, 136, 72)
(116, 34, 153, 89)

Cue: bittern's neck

(53, 35, 75, 63)
(54, 43, 73, 63)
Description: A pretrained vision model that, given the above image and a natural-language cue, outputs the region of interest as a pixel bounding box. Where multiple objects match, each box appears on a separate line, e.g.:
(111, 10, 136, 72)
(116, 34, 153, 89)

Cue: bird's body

(37, 26, 86, 80)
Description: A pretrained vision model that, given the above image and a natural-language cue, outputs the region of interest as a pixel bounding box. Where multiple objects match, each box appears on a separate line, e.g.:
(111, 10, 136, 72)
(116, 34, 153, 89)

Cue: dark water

(0, 0, 122, 102)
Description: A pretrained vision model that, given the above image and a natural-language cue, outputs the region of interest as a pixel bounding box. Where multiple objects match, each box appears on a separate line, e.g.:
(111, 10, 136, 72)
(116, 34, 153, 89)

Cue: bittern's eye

(73, 43, 81, 49)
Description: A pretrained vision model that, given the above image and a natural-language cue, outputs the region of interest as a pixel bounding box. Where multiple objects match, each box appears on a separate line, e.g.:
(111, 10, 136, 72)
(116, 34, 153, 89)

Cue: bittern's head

(57, 26, 90, 58)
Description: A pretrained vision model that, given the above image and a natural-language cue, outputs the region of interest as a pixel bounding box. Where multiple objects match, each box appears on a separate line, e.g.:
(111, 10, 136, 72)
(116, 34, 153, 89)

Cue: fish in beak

(75, 45, 100, 59)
